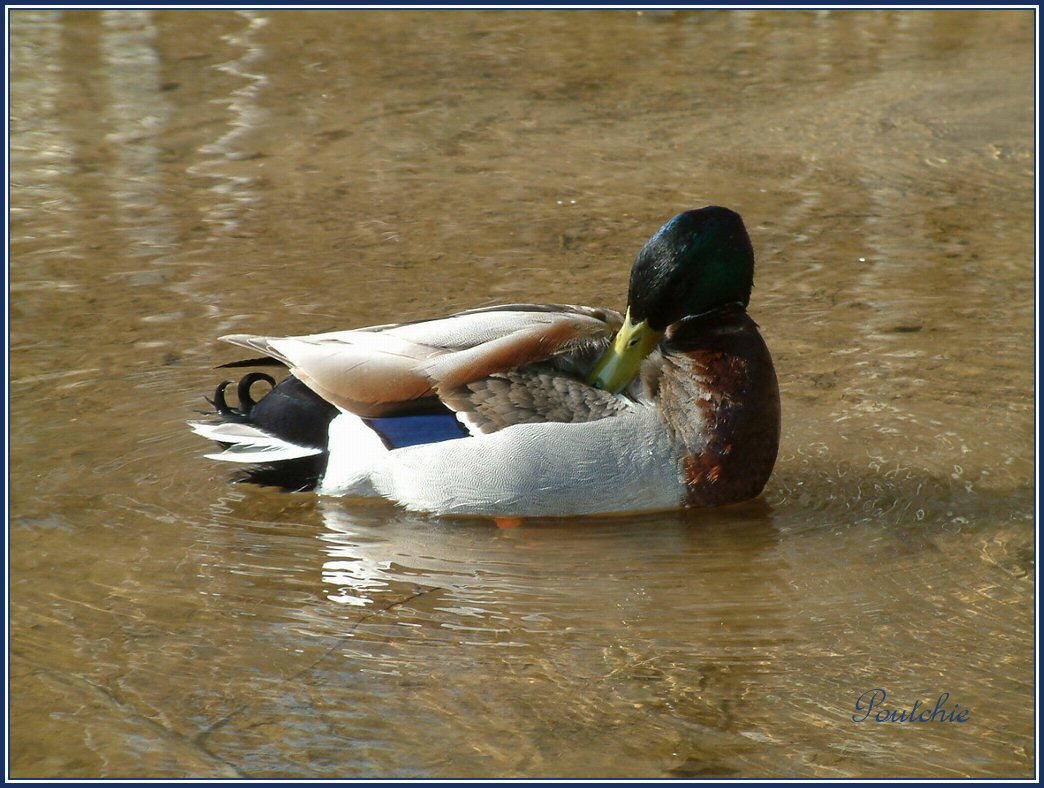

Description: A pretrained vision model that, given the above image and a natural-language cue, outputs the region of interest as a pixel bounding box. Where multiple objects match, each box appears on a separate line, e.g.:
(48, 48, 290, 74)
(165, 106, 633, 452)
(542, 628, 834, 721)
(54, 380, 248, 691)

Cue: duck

(190, 206, 780, 517)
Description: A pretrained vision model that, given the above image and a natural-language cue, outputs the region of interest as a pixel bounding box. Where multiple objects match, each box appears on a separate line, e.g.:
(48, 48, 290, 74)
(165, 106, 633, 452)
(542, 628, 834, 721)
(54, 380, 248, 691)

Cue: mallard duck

(190, 206, 780, 517)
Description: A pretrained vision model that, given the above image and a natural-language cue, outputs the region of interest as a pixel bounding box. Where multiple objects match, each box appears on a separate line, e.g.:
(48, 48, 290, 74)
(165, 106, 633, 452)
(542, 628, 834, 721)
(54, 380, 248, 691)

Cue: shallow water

(7, 8, 1036, 779)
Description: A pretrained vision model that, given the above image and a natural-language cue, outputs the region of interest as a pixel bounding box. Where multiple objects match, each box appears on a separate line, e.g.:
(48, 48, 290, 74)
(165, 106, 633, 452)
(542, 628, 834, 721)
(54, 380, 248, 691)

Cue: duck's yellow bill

(587, 310, 664, 393)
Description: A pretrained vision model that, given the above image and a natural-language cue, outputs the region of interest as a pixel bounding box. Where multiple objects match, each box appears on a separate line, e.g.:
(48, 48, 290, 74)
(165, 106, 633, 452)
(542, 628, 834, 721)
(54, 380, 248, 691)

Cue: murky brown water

(8, 8, 1036, 779)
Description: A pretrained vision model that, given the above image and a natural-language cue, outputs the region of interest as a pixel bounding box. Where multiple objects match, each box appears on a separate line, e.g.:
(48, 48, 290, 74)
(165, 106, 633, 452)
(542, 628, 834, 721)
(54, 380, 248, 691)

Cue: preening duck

(190, 206, 780, 517)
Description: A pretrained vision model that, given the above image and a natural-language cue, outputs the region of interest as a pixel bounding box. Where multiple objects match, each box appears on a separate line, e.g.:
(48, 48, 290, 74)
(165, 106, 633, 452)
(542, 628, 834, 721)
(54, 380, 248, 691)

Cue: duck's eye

(627, 335, 642, 348)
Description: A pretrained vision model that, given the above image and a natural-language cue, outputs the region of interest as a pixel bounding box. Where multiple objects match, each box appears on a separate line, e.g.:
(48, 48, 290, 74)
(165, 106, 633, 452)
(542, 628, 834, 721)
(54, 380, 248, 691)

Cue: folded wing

(220, 304, 625, 426)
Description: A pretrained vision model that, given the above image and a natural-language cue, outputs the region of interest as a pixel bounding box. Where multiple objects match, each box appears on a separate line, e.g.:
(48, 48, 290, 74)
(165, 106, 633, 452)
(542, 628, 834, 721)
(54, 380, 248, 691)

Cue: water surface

(8, 8, 1036, 779)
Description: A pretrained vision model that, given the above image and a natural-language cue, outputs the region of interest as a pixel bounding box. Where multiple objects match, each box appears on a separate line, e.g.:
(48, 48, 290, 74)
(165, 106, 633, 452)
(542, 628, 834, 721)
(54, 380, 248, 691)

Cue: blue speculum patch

(364, 414, 470, 449)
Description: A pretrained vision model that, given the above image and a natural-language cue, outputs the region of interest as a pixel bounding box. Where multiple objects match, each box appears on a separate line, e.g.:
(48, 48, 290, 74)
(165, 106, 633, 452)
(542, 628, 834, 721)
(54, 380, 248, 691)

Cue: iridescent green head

(627, 206, 754, 329)
(589, 206, 756, 393)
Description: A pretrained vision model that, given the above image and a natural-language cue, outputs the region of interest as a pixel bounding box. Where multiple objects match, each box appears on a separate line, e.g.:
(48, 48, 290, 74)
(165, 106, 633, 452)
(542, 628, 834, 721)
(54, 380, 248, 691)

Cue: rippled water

(8, 8, 1036, 779)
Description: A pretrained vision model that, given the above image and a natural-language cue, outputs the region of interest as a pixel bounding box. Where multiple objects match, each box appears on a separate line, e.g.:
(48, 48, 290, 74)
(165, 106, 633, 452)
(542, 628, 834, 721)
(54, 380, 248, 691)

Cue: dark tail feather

(217, 356, 288, 370)
(202, 373, 340, 492)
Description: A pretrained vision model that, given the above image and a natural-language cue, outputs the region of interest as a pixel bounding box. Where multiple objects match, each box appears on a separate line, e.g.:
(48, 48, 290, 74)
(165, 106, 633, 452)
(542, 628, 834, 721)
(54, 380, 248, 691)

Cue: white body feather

(318, 405, 688, 517)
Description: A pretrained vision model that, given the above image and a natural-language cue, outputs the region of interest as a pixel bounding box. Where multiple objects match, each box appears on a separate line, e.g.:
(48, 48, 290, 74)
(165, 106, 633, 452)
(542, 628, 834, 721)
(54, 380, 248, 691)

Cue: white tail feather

(188, 421, 322, 464)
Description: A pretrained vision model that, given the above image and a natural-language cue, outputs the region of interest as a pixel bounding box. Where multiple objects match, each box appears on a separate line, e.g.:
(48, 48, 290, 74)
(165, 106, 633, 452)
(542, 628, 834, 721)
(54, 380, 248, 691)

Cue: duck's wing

(220, 304, 626, 422)
(437, 365, 634, 435)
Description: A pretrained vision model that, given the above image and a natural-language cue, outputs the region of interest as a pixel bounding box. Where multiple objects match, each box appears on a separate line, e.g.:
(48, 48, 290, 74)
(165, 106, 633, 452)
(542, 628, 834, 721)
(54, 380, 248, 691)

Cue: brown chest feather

(658, 307, 781, 507)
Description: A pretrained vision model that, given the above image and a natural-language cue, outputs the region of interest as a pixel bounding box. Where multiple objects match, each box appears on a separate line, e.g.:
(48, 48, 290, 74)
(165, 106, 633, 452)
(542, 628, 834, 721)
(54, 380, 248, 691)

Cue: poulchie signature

(853, 688, 970, 723)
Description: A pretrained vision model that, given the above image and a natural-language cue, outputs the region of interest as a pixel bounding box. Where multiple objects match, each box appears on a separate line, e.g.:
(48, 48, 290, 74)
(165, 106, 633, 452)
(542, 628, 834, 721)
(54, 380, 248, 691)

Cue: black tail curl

(210, 372, 277, 422)
(205, 372, 340, 493)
